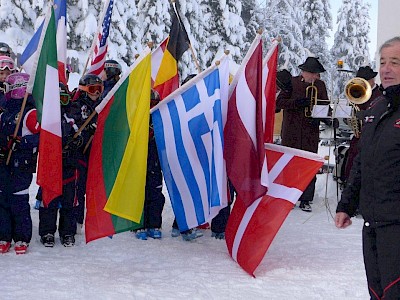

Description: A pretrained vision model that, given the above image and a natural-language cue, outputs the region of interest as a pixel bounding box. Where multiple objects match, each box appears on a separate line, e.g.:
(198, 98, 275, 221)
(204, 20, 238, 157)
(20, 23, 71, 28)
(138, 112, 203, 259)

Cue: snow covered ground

(1, 129, 369, 299)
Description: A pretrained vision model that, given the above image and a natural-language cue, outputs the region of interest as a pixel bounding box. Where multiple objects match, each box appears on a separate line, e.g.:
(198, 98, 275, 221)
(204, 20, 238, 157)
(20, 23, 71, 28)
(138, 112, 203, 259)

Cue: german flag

(153, 8, 190, 99)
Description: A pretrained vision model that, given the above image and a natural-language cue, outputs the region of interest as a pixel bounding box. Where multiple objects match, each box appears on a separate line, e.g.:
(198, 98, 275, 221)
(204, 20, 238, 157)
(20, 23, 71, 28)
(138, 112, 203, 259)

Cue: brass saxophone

(344, 77, 372, 138)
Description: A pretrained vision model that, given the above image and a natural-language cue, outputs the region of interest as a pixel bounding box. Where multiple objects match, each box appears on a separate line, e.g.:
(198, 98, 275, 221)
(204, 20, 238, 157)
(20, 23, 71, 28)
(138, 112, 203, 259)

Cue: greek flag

(151, 63, 229, 231)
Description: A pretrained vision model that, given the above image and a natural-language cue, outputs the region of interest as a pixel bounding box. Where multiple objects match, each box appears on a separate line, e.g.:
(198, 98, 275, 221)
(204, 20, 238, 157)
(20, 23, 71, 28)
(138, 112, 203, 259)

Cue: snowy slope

(1, 129, 369, 299)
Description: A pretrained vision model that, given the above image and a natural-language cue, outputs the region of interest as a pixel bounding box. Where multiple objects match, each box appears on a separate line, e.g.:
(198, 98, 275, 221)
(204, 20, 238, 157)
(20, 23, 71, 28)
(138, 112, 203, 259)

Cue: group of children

(0, 42, 233, 255)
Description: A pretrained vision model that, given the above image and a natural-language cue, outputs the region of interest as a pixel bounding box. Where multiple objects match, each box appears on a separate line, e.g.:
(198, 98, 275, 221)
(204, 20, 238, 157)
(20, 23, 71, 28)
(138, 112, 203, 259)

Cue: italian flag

(85, 49, 152, 243)
(27, 6, 62, 206)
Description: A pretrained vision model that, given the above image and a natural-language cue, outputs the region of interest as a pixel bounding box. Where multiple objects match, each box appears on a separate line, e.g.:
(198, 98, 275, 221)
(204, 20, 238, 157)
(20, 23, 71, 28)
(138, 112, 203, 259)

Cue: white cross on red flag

(225, 144, 323, 276)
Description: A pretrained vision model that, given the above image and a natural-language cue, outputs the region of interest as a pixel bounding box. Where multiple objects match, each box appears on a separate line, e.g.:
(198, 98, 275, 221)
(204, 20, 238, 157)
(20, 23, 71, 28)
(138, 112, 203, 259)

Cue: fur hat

(356, 66, 378, 80)
(298, 57, 326, 73)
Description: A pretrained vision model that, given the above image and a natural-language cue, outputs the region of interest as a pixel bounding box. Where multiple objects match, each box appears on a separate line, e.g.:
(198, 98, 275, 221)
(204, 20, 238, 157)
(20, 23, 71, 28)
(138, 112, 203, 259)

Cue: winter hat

(356, 66, 378, 80)
(298, 57, 326, 73)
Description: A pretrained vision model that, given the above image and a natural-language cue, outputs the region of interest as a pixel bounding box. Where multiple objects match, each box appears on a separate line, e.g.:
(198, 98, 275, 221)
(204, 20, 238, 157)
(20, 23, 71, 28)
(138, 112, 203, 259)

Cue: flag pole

(81, 0, 111, 76)
(5, 92, 29, 165)
(7, 3, 54, 165)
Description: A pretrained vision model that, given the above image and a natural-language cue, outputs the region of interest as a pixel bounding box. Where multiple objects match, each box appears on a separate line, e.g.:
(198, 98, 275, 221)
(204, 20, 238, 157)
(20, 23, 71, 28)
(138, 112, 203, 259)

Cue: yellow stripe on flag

(153, 49, 178, 87)
(103, 53, 151, 222)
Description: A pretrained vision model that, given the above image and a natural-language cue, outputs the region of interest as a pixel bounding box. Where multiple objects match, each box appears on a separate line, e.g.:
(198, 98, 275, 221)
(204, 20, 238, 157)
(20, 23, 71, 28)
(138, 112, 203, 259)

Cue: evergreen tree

(264, 0, 306, 73)
(204, 0, 246, 66)
(331, 0, 371, 97)
(136, 0, 171, 47)
(0, 0, 45, 52)
(300, 0, 333, 93)
(241, 0, 262, 50)
(108, 1, 141, 67)
(67, 0, 102, 51)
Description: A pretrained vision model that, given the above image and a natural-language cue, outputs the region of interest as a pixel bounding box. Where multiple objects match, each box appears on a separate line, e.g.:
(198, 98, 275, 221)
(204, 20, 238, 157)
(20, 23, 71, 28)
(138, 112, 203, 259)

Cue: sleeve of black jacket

(336, 152, 361, 216)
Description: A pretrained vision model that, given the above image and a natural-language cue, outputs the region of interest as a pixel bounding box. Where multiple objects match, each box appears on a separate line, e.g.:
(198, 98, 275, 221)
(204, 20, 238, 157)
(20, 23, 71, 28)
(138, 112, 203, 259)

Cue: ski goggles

(60, 92, 71, 106)
(79, 84, 104, 96)
(0, 58, 16, 71)
(3, 80, 27, 93)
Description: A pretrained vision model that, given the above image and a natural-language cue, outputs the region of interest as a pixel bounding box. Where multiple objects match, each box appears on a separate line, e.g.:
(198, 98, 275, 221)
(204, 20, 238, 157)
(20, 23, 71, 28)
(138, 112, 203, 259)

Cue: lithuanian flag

(85, 49, 151, 243)
(153, 7, 190, 99)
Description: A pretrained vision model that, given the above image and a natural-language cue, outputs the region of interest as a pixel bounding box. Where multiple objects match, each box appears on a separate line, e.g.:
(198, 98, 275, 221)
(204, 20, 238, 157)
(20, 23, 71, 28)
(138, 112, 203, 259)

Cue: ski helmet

(0, 42, 12, 57)
(104, 59, 122, 79)
(5, 72, 30, 100)
(78, 74, 104, 96)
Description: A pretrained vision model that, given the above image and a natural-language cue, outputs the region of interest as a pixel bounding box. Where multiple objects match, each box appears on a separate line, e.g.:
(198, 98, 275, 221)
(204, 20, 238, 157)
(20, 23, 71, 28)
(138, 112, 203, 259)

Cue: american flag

(87, 0, 114, 75)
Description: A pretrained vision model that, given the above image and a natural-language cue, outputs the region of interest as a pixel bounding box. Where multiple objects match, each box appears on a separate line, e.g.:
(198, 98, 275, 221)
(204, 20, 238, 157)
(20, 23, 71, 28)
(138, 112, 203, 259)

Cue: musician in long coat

(276, 57, 329, 212)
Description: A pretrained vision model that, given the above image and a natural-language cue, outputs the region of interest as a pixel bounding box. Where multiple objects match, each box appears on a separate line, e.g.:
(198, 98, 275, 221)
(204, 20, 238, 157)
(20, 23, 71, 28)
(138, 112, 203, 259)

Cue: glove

(7, 135, 21, 151)
(65, 135, 83, 150)
(86, 122, 97, 136)
(294, 97, 311, 108)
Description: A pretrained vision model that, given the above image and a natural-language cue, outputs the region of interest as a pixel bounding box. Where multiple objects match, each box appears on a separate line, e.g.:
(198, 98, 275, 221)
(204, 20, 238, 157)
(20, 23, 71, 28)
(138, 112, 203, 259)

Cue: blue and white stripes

(151, 65, 228, 231)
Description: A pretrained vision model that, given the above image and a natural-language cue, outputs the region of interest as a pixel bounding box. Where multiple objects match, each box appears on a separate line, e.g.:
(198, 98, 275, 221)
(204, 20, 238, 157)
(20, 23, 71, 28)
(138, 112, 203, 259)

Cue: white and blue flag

(151, 59, 229, 231)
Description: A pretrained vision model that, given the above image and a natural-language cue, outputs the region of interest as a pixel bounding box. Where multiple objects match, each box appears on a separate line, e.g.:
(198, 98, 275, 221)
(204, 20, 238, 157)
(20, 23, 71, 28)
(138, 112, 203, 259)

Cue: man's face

(380, 42, 400, 88)
(301, 71, 319, 84)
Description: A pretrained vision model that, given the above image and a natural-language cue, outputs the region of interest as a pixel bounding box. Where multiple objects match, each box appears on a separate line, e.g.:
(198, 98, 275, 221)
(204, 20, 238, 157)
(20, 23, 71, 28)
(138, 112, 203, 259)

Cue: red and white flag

(225, 144, 323, 276)
(224, 34, 267, 207)
(261, 41, 279, 185)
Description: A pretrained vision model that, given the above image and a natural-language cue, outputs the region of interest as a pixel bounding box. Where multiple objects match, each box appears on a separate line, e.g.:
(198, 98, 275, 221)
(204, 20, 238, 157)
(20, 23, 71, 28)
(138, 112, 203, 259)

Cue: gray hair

(379, 36, 400, 53)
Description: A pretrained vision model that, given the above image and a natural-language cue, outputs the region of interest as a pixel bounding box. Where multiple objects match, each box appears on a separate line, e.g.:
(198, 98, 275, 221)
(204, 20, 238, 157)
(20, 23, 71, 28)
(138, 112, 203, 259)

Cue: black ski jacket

(337, 84, 400, 225)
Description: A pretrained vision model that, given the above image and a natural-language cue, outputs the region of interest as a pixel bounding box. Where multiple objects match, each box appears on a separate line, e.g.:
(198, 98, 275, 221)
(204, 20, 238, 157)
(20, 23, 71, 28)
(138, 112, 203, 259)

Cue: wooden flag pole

(6, 92, 29, 165)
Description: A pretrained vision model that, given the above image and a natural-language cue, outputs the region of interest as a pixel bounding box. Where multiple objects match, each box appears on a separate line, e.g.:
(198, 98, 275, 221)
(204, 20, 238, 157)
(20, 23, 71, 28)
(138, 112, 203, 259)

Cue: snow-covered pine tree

(67, 0, 102, 54)
(241, 0, 262, 50)
(264, 0, 306, 73)
(0, 0, 46, 53)
(108, 0, 141, 67)
(300, 0, 333, 93)
(203, 0, 246, 66)
(136, 0, 170, 48)
(331, 0, 371, 97)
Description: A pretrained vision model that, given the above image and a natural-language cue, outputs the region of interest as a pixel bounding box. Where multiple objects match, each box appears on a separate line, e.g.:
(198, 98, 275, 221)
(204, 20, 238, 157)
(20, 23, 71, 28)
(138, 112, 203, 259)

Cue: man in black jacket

(335, 36, 400, 299)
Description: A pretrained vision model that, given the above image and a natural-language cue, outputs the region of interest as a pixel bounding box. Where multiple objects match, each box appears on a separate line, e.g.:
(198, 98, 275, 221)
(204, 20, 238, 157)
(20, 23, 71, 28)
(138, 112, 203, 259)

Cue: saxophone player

(344, 66, 382, 183)
(276, 57, 329, 212)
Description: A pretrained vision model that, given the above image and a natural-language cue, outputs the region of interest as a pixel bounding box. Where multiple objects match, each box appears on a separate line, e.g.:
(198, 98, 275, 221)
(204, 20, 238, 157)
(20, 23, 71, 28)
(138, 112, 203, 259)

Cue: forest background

(0, 0, 376, 97)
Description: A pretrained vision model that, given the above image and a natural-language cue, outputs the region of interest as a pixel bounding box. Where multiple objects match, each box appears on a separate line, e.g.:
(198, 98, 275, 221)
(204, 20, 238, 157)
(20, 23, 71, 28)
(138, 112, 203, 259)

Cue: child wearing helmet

(38, 82, 81, 248)
(101, 59, 122, 96)
(0, 72, 40, 254)
(54, 74, 103, 244)
(0, 56, 17, 107)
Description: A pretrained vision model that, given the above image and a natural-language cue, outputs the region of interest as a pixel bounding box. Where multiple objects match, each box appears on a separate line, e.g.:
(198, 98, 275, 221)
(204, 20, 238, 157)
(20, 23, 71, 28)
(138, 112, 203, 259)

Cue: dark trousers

(363, 223, 400, 299)
(73, 159, 87, 225)
(299, 176, 316, 203)
(142, 139, 165, 229)
(39, 177, 76, 237)
(0, 167, 32, 243)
